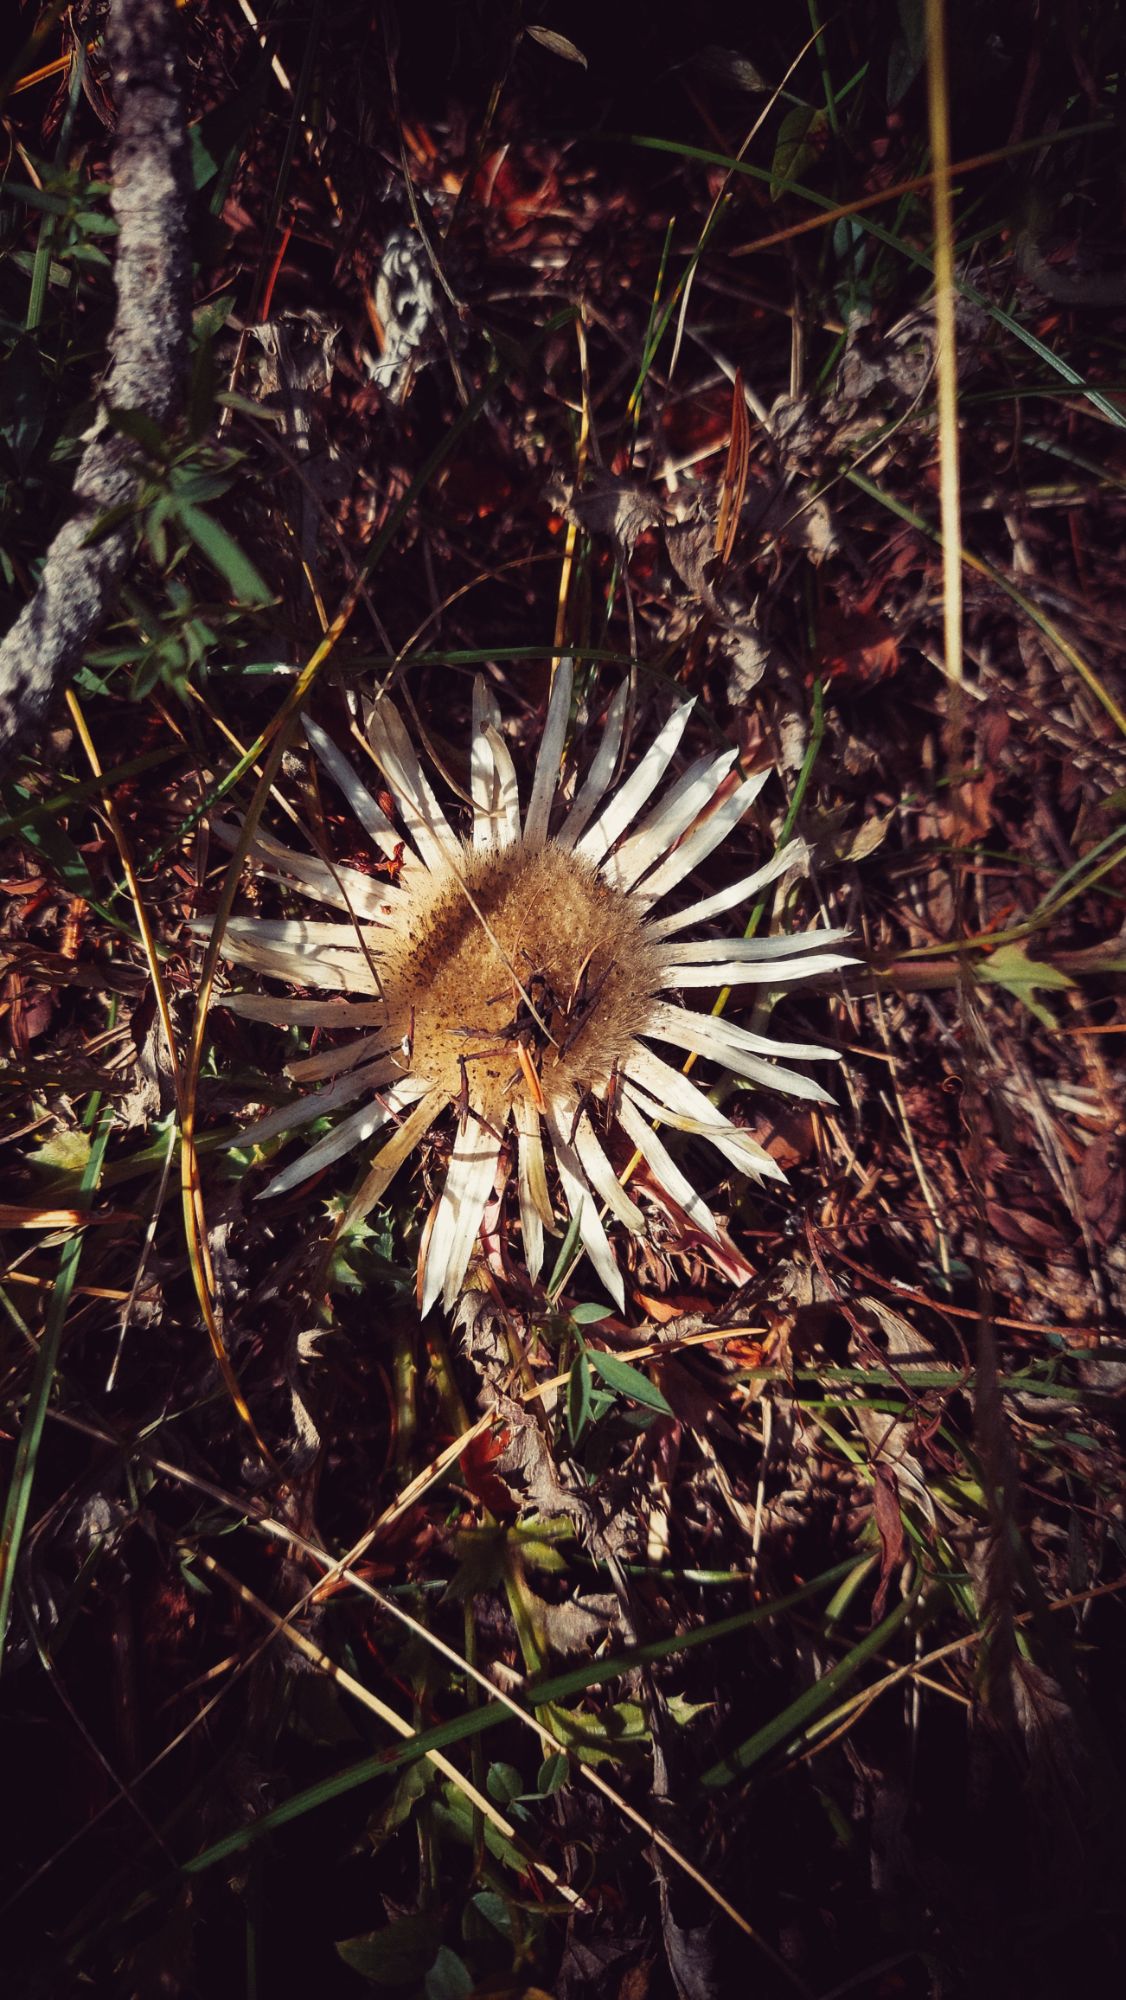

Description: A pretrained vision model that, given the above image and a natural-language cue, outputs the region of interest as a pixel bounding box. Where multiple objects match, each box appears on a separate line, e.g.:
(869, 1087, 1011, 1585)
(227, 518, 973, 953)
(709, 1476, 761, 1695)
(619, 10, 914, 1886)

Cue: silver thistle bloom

(208, 664, 853, 1314)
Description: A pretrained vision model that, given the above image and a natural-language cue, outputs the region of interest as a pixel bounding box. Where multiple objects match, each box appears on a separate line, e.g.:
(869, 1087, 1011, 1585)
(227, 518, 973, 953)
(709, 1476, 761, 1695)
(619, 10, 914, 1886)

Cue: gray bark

(0, 0, 190, 762)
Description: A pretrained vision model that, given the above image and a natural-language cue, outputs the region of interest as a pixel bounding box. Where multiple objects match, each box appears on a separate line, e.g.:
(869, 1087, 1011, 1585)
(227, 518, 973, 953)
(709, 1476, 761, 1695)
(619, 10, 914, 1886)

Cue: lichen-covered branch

(0, 0, 190, 762)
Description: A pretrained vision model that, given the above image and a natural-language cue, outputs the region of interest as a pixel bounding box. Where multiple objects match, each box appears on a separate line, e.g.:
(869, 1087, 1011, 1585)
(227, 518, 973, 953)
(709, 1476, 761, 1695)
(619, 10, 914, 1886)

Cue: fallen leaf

(461, 1426, 518, 1519)
(632, 1290, 714, 1323)
(985, 1202, 1069, 1253)
(1078, 1132, 1126, 1246)
(817, 606, 901, 687)
(836, 808, 895, 863)
(556, 470, 664, 554)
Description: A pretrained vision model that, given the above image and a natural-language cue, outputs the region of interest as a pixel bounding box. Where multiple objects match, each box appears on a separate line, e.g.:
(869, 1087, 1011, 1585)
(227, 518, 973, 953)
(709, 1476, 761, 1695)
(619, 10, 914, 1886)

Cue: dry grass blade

(925, 0, 963, 718)
(715, 368, 750, 570)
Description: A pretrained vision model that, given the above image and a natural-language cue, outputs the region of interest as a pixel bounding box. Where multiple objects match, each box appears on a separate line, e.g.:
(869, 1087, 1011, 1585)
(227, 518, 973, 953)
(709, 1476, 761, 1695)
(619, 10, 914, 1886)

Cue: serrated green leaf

(666, 1692, 713, 1727)
(517, 1533, 567, 1574)
(537, 1699, 650, 1766)
(978, 941, 1075, 1028)
(27, 1129, 93, 1174)
(571, 1301, 613, 1324)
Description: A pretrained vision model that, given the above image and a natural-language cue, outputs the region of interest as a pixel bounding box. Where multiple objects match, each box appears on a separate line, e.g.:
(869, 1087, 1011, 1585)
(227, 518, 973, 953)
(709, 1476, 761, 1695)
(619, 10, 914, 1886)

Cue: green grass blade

(0, 1099, 115, 1672)
(698, 1578, 923, 1790)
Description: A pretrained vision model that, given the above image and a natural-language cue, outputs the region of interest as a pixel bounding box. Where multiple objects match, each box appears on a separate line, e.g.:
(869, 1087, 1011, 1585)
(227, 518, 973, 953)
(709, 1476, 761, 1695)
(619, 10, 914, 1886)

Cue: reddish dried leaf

(816, 606, 901, 688)
(3, 972, 55, 1052)
(740, 1104, 817, 1171)
(460, 1426, 518, 1519)
(1078, 1133, 1126, 1247)
(985, 1202, 1070, 1253)
(632, 1290, 714, 1323)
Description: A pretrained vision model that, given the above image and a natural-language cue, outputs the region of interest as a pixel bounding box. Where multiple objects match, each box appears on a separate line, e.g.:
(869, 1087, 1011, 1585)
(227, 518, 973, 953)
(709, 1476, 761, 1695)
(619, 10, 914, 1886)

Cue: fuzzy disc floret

(380, 842, 662, 1114)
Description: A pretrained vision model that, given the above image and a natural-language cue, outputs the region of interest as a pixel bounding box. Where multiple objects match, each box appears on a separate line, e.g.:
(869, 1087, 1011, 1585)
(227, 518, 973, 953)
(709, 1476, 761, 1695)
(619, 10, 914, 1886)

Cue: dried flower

(209, 666, 853, 1313)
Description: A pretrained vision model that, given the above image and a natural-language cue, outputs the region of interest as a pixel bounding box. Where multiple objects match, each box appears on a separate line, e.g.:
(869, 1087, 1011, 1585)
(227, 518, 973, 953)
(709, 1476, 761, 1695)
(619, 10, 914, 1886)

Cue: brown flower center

(378, 842, 662, 1111)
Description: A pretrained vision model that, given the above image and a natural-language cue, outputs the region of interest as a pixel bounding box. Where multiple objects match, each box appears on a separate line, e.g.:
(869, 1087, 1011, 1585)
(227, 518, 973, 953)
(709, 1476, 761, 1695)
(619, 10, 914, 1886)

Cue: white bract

(207, 665, 853, 1314)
